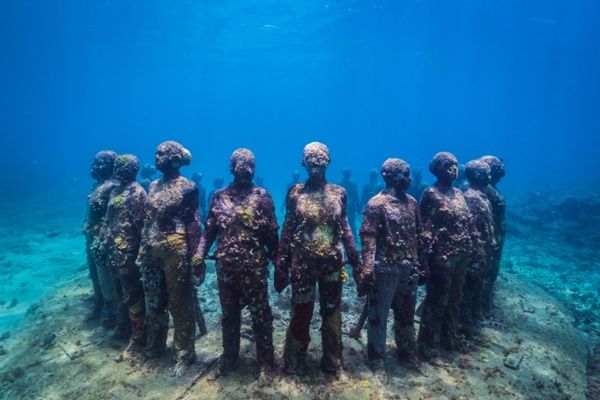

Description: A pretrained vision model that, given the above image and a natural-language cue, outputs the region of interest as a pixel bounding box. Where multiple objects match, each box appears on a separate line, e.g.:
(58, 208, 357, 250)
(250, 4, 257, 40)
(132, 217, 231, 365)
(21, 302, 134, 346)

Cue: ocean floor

(0, 187, 597, 399)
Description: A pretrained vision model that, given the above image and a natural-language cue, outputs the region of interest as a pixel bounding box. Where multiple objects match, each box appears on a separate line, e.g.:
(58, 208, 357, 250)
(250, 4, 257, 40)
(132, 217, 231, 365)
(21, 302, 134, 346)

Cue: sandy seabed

(0, 189, 597, 399)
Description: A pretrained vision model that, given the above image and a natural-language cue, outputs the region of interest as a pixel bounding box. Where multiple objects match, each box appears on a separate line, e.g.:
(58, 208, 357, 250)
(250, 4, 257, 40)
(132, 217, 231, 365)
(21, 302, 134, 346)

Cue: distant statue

(193, 148, 279, 381)
(339, 168, 360, 237)
(417, 152, 474, 360)
(191, 172, 207, 222)
(407, 168, 428, 200)
(361, 169, 384, 210)
(139, 163, 157, 192)
(479, 155, 506, 317)
(359, 158, 425, 381)
(83, 150, 120, 326)
(460, 160, 496, 337)
(207, 177, 225, 211)
(275, 142, 361, 379)
(102, 154, 147, 355)
(136, 141, 200, 376)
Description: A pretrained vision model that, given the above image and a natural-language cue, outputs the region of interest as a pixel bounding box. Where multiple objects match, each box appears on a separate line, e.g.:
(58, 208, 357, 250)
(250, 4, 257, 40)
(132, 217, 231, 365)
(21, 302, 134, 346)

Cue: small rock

(0, 345, 7, 356)
(6, 298, 18, 309)
(41, 332, 57, 348)
(0, 331, 10, 341)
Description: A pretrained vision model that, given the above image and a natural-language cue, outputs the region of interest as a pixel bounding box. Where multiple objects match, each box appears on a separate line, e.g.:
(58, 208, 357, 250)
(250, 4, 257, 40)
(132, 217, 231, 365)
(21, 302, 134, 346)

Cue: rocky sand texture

(0, 188, 597, 399)
(0, 261, 587, 400)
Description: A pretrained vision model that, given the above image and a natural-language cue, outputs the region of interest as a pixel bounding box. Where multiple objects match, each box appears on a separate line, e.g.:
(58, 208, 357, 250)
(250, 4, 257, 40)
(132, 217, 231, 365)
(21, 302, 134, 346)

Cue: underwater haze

(1, 0, 600, 202)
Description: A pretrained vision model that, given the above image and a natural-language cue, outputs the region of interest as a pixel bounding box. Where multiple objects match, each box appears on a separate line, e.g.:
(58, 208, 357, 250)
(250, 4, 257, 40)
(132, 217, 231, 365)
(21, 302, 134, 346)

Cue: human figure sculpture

(479, 155, 506, 317)
(193, 148, 279, 380)
(275, 142, 361, 378)
(207, 177, 225, 212)
(191, 172, 207, 221)
(417, 152, 474, 359)
(103, 154, 147, 353)
(136, 141, 200, 374)
(359, 158, 425, 381)
(83, 150, 120, 326)
(460, 160, 495, 336)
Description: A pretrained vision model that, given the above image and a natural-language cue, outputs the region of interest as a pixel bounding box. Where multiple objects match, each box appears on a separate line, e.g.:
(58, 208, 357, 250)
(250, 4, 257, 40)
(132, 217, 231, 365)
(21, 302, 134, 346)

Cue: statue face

(155, 141, 191, 174)
(90, 151, 116, 180)
(114, 155, 140, 184)
(155, 145, 172, 173)
(382, 159, 411, 191)
(232, 157, 255, 183)
(430, 153, 458, 183)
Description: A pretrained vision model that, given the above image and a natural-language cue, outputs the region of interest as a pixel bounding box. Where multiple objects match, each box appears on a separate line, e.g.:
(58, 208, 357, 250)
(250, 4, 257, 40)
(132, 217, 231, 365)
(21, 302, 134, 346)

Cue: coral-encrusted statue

(193, 148, 279, 380)
(360, 158, 425, 379)
(103, 154, 147, 354)
(480, 155, 506, 317)
(275, 142, 361, 378)
(417, 152, 474, 359)
(460, 160, 496, 335)
(136, 141, 200, 374)
(83, 150, 120, 326)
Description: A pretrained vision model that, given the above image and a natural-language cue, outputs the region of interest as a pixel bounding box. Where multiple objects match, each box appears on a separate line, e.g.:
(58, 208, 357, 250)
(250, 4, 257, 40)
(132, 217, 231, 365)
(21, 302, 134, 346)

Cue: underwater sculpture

(136, 141, 201, 373)
(339, 168, 360, 237)
(191, 172, 207, 221)
(275, 142, 361, 378)
(407, 168, 428, 201)
(102, 154, 147, 352)
(480, 155, 507, 317)
(83, 150, 120, 326)
(359, 158, 425, 379)
(417, 152, 474, 358)
(361, 169, 384, 211)
(139, 163, 157, 192)
(460, 160, 496, 336)
(207, 177, 225, 212)
(192, 148, 279, 380)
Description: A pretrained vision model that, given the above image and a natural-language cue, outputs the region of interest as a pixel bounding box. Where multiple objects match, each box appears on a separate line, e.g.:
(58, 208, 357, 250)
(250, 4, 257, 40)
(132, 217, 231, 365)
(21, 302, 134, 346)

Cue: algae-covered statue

(83, 150, 120, 326)
(103, 154, 147, 354)
(479, 155, 506, 317)
(275, 142, 361, 378)
(417, 152, 473, 359)
(136, 141, 200, 374)
(192, 148, 279, 380)
(359, 158, 425, 379)
(460, 160, 496, 336)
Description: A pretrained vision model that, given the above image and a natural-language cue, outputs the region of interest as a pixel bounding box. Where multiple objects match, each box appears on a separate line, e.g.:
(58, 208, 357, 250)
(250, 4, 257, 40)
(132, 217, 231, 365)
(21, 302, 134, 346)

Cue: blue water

(1, 0, 599, 203)
(0, 1, 599, 333)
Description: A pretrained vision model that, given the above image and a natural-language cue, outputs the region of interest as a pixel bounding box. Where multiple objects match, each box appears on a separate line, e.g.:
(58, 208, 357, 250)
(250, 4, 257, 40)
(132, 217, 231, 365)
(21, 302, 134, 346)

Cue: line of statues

(83, 140, 506, 381)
